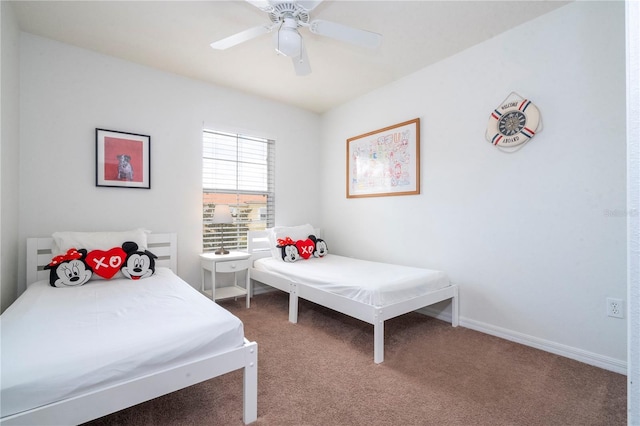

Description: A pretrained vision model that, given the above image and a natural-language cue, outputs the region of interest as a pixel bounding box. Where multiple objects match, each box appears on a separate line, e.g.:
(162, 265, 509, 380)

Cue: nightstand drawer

(216, 259, 250, 273)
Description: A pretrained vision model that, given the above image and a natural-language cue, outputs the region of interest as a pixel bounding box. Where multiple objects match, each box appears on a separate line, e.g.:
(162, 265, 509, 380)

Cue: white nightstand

(200, 251, 251, 308)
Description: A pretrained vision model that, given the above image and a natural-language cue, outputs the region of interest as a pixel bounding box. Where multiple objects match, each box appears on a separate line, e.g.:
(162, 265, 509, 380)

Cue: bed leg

(243, 342, 258, 424)
(288, 284, 299, 323)
(374, 315, 384, 364)
(451, 287, 459, 327)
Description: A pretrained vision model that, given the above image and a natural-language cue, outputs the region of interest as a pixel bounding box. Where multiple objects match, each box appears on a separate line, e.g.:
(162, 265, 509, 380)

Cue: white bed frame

(2, 233, 258, 425)
(247, 230, 458, 364)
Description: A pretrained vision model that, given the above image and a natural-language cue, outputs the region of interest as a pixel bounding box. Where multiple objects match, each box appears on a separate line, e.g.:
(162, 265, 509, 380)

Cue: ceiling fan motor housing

(268, 2, 309, 25)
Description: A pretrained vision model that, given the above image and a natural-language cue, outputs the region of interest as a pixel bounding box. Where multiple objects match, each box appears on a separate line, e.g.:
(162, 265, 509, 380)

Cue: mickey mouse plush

(120, 241, 157, 280)
(45, 248, 93, 287)
(309, 235, 328, 258)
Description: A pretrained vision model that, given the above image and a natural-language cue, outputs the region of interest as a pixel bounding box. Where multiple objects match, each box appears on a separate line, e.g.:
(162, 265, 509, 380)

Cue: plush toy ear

(279, 245, 288, 261)
(76, 248, 89, 262)
(144, 250, 158, 272)
(146, 250, 158, 273)
(44, 261, 57, 286)
(122, 241, 139, 254)
(46, 266, 57, 286)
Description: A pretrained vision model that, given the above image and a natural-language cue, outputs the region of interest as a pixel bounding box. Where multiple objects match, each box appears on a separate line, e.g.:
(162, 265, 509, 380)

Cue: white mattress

(253, 254, 450, 307)
(0, 267, 245, 418)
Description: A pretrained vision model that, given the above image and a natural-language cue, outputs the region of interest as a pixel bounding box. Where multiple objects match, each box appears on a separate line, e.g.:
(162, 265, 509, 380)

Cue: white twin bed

(0, 233, 258, 425)
(247, 229, 459, 364)
(1, 227, 457, 425)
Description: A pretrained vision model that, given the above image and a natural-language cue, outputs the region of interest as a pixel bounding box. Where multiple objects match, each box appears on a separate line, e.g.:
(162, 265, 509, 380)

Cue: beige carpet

(84, 291, 626, 426)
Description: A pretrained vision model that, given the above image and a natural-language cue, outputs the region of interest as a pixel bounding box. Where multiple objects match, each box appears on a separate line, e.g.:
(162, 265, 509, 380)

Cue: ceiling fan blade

(210, 24, 273, 50)
(309, 19, 382, 49)
(292, 43, 311, 76)
(245, 0, 273, 12)
(296, 0, 323, 12)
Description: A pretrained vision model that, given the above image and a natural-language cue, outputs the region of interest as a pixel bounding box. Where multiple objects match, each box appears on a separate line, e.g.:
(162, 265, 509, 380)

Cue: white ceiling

(11, 0, 570, 114)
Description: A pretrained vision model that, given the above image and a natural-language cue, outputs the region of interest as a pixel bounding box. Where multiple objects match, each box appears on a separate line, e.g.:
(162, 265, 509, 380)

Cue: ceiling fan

(210, 0, 382, 76)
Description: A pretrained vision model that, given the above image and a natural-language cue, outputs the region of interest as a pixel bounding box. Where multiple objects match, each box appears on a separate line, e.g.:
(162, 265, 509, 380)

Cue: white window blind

(203, 130, 275, 252)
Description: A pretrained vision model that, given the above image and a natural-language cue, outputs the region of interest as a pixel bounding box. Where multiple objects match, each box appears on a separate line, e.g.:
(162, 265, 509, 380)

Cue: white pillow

(267, 224, 315, 260)
(51, 229, 149, 256)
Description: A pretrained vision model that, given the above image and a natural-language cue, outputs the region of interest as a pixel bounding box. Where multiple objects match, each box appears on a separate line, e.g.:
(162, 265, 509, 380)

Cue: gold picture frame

(346, 118, 420, 198)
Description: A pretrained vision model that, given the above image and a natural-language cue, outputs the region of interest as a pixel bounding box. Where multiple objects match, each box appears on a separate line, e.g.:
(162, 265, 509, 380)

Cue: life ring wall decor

(486, 92, 542, 152)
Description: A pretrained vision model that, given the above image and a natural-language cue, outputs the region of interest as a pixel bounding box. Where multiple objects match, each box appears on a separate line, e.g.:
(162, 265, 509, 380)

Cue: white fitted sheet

(0, 267, 244, 418)
(253, 254, 450, 307)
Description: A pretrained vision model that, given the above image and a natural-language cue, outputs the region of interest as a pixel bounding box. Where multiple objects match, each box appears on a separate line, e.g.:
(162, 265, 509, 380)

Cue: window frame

(202, 129, 275, 252)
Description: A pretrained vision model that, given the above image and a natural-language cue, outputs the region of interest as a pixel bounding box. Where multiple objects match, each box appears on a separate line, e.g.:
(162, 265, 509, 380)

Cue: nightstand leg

(210, 269, 216, 301)
(246, 270, 251, 308)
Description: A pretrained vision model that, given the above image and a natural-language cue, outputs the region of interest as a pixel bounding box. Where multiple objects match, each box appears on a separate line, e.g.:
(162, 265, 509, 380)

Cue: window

(203, 130, 275, 252)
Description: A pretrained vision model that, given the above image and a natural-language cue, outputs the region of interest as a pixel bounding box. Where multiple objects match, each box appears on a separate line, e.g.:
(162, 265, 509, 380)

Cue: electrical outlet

(606, 298, 624, 318)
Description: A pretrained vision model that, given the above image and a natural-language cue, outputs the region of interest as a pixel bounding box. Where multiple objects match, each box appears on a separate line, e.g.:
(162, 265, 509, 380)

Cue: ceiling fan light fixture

(274, 18, 301, 57)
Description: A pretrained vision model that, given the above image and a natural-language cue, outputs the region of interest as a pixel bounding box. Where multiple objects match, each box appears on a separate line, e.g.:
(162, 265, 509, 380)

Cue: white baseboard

(252, 286, 627, 375)
(418, 307, 627, 375)
(251, 282, 278, 296)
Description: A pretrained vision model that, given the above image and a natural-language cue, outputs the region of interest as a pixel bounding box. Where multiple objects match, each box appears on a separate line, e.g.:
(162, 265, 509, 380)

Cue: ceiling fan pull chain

(276, 21, 284, 54)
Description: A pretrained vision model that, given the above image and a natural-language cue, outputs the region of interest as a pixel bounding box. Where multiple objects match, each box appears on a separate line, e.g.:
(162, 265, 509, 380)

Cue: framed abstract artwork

(346, 118, 420, 198)
(96, 128, 150, 189)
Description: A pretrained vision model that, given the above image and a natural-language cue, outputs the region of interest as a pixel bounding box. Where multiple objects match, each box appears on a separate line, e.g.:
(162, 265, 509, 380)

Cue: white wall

(1, 1, 21, 313)
(626, 0, 640, 419)
(17, 34, 322, 295)
(320, 1, 627, 371)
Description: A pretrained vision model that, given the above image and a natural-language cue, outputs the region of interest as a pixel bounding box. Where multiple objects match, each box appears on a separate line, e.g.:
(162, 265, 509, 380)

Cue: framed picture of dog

(96, 128, 150, 189)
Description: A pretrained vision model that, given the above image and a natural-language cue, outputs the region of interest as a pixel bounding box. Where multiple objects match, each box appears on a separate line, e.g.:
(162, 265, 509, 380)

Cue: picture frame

(96, 128, 150, 189)
(346, 118, 420, 198)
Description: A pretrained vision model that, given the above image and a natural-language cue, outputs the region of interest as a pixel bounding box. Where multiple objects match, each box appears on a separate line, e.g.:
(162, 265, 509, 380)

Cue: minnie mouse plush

(45, 248, 93, 287)
(277, 237, 301, 263)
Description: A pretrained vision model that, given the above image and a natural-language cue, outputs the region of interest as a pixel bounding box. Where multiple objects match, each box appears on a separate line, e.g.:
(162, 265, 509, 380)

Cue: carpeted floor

(84, 291, 626, 426)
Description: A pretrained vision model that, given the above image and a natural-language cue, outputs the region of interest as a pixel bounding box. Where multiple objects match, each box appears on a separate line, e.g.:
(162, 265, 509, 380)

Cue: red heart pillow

(295, 238, 315, 260)
(86, 247, 127, 279)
